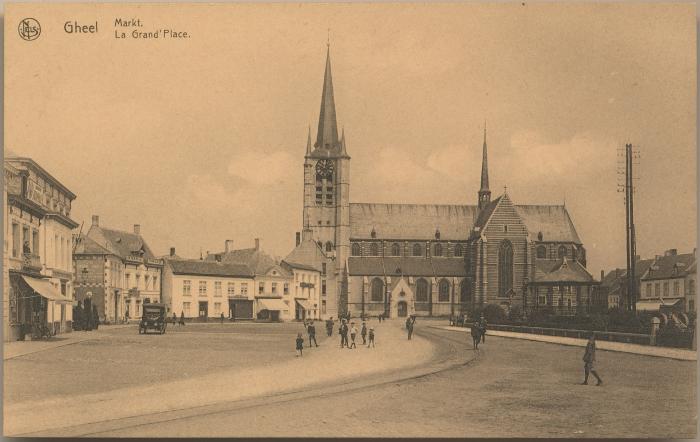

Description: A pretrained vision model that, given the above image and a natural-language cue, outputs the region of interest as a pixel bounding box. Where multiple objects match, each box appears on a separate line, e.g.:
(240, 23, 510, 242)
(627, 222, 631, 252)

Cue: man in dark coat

(407, 318, 414, 340)
(326, 317, 334, 336)
(479, 314, 488, 343)
(307, 321, 318, 347)
(179, 311, 186, 326)
(471, 321, 481, 349)
(339, 319, 348, 348)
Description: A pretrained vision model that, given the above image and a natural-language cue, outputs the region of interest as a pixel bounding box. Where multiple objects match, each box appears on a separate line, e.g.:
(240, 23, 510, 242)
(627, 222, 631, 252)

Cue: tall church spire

(478, 122, 492, 210)
(315, 46, 340, 150)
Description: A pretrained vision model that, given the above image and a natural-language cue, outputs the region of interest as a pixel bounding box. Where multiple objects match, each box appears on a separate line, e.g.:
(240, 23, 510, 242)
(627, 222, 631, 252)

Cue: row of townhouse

(599, 248, 697, 313)
(161, 233, 330, 322)
(4, 157, 78, 341)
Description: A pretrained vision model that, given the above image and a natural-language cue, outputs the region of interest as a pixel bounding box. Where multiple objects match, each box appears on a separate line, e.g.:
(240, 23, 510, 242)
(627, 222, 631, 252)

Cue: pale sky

(5, 2, 696, 275)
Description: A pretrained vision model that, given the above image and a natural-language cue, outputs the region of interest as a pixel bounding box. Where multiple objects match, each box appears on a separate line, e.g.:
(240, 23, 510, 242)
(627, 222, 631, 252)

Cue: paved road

(5, 322, 696, 438)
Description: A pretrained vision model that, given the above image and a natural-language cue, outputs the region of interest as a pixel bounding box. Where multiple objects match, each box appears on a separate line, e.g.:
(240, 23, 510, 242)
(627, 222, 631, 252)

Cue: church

(286, 47, 598, 320)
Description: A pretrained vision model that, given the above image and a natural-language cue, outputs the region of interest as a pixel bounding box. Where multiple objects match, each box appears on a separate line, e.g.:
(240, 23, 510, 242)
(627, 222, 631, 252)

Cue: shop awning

(295, 299, 314, 311)
(636, 299, 683, 311)
(257, 298, 287, 311)
(21, 275, 72, 304)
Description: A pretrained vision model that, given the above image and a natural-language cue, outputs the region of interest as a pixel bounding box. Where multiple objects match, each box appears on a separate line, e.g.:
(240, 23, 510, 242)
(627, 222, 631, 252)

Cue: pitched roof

(350, 203, 478, 240)
(514, 205, 582, 243)
(78, 225, 156, 260)
(472, 197, 501, 232)
(601, 258, 655, 288)
(283, 236, 327, 272)
(206, 247, 288, 276)
(167, 259, 254, 278)
(73, 234, 112, 255)
(643, 252, 696, 281)
(534, 257, 594, 284)
(347, 256, 466, 277)
(349, 200, 581, 244)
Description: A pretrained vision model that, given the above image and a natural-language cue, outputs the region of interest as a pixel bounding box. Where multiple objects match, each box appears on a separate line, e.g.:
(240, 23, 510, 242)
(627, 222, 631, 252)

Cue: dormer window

(370, 228, 377, 239)
(435, 229, 441, 240)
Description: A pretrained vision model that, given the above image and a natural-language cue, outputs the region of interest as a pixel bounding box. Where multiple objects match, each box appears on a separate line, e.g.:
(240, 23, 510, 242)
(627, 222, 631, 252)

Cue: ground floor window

(538, 294, 546, 305)
(214, 302, 221, 315)
(322, 300, 327, 314)
(183, 302, 191, 316)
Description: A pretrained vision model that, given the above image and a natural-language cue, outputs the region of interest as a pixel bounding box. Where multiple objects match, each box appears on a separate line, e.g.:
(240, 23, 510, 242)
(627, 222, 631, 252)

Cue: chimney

(170, 247, 176, 257)
(225, 240, 233, 253)
(91, 215, 99, 227)
(600, 270, 604, 282)
(296, 232, 301, 246)
(255, 238, 260, 251)
(133, 224, 141, 235)
(665, 249, 677, 257)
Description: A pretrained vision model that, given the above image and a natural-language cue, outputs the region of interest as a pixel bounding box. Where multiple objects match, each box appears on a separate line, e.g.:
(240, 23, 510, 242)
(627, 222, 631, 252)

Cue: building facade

(4, 157, 76, 341)
(206, 239, 295, 321)
(282, 231, 326, 320)
(294, 48, 596, 318)
(639, 249, 696, 313)
(162, 251, 255, 320)
(73, 215, 163, 322)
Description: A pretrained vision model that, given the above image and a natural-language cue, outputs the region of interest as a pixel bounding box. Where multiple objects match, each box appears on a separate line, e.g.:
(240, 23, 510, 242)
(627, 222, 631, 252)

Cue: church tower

(302, 45, 351, 276)
(478, 125, 491, 210)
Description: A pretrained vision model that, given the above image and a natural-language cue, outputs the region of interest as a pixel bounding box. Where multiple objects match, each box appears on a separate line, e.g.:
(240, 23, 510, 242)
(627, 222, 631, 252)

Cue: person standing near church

(360, 321, 367, 345)
(479, 313, 488, 343)
(407, 318, 414, 340)
(308, 321, 318, 347)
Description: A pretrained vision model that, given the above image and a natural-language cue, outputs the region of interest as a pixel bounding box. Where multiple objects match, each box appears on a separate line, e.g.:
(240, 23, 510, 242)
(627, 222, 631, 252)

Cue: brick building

(73, 215, 163, 322)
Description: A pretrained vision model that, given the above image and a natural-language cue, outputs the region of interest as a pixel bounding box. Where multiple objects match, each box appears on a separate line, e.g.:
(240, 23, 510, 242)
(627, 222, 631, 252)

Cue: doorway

(397, 301, 408, 317)
(198, 301, 208, 319)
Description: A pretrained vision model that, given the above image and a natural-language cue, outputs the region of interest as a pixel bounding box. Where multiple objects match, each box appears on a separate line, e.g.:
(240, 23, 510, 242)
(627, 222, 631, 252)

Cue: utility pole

(618, 143, 640, 312)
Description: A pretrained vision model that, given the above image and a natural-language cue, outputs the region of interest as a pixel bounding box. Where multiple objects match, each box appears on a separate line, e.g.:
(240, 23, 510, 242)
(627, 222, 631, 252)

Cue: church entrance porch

(397, 301, 408, 317)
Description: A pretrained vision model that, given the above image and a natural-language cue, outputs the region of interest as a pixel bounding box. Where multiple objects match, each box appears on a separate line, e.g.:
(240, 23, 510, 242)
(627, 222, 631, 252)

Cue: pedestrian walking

(407, 318, 414, 340)
(361, 321, 367, 345)
(172, 312, 177, 324)
(339, 319, 348, 348)
(326, 317, 334, 336)
(124, 309, 130, 324)
(349, 322, 357, 349)
(296, 333, 304, 357)
(367, 327, 375, 348)
(308, 321, 319, 347)
(479, 313, 488, 343)
(179, 311, 186, 326)
(405, 316, 411, 330)
(470, 321, 481, 350)
(582, 334, 603, 386)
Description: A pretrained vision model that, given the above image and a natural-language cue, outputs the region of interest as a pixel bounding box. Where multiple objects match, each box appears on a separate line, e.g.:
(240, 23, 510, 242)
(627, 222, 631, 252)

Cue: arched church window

(391, 243, 401, 256)
(415, 278, 428, 302)
(370, 243, 379, 256)
(412, 243, 422, 257)
(454, 244, 463, 257)
(433, 243, 443, 257)
(371, 278, 384, 302)
(498, 240, 514, 296)
(536, 245, 546, 259)
(351, 243, 361, 256)
(558, 245, 567, 259)
(460, 279, 471, 304)
(438, 279, 450, 302)
(325, 242, 333, 253)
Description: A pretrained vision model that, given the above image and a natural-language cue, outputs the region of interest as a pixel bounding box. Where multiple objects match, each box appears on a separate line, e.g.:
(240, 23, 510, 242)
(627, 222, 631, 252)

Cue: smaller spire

(306, 125, 312, 155)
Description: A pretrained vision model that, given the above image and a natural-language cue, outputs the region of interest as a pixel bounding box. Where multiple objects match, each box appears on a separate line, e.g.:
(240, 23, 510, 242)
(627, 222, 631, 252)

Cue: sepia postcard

(2, 2, 697, 438)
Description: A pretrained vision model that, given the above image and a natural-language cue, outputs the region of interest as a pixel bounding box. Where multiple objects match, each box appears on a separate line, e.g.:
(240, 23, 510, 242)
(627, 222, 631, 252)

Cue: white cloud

(227, 150, 296, 186)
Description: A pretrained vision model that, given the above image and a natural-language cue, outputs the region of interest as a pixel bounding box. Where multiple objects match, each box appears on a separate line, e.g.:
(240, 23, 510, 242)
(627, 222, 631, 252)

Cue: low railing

(22, 253, 42, 271)
(486, 324, 652, 346)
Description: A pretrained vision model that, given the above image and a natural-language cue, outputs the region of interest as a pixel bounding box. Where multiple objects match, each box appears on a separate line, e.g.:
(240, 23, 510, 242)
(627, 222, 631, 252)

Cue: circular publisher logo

(18, 18, 41, 41)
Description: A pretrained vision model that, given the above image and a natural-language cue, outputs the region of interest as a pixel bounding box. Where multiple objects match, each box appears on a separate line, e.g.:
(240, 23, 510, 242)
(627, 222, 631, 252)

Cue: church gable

(481, 194, 528, 240)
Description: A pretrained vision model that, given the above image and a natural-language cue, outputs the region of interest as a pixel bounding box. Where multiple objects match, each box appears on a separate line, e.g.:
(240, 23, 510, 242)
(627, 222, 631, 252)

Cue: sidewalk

(3, 324, 132, 360)
(433, 325, 697, 361)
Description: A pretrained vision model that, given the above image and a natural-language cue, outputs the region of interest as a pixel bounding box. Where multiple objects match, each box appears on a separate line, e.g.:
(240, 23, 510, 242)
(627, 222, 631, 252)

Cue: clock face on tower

(315, 159, 334, 178)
